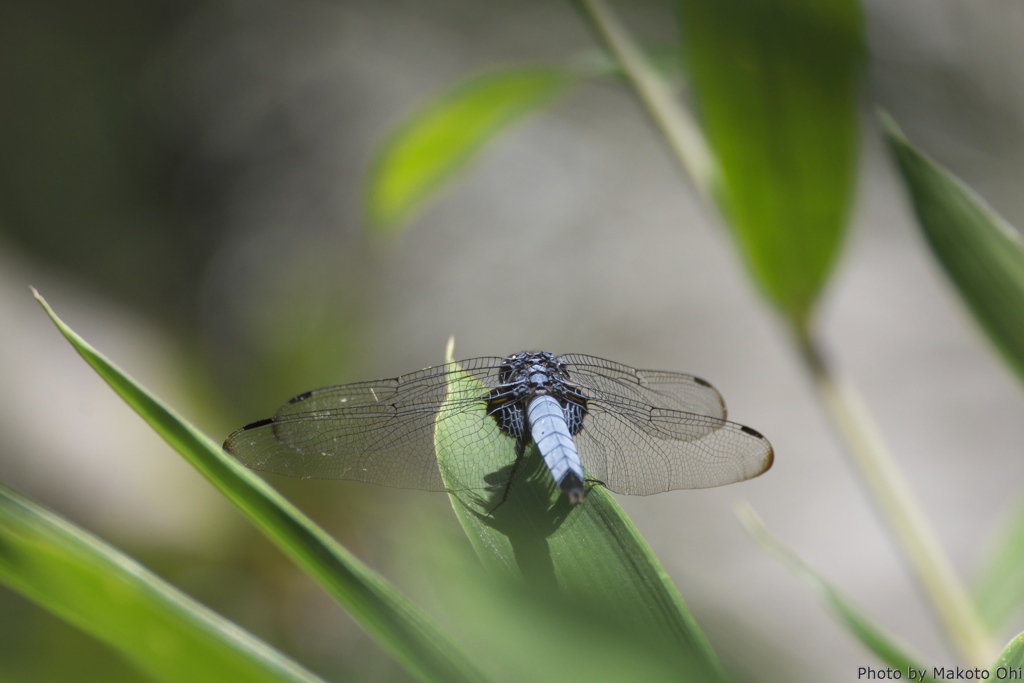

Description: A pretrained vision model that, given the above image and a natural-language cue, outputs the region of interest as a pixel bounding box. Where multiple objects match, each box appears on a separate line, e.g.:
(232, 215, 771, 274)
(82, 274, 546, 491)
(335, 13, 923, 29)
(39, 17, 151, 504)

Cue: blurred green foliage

(975, 495, 1024, 632)
(677, 0, 864, 333)
(991, 632, 1024, 678)
(884, 115, 1024, 387)
(0, 585, 146, 683)
(366, 68, 577, 233)
(9, 0, 1024, 679)
(35, 293, 489, 683)
(884, 115, 1024, 633)
(362, 0, 864, 334)
(737, 503, 925, 672)
(16, 290, 747, 681)
(0, 1, 208, 323)
(0, 482, 326, 683)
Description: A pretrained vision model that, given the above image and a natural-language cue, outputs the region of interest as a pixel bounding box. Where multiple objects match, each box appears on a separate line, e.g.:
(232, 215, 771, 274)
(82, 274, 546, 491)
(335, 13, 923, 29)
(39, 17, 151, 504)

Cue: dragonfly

(224, 351, 774, 505)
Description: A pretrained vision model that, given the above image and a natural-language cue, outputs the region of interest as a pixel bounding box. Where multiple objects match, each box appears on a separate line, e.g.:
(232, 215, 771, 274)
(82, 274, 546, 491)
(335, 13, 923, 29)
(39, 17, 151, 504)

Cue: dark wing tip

(288, 391, 313, 404)
(740, 424, 774, 476)
(223, 416, 275, 454)
(737, 423, 774, 479)
(740, 425, 763, 438)
(242, 417, 275, 430)
(693, 376, 712, 387)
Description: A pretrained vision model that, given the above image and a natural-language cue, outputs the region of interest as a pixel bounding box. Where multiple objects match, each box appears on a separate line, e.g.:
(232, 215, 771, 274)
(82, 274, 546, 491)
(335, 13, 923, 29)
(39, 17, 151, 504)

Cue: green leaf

(974, 496, 1024, 630)
(365, 67, 576, 233)
(0, 482, 325, 683)
(32, 289, 489, 683)
(677, 0, 864, 332)
(736, 502, 926, 672)
(882, 113, 1024, 385)
(433, 349, 727, 681)
(882, 115, 1024, 631)
(991, 632, 1024, 678)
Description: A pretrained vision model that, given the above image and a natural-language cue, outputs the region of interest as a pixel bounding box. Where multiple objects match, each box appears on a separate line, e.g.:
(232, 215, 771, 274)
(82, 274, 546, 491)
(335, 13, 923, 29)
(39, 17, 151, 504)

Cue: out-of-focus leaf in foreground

(974, 496, 1024, 630)
(677, 0, 864, 331)
(737, 502, 926, 672)
(33, 290, 489, 683)
(0, 482, 325, 683)
(365, 67, 575, 233)
(433, 348, 727, 682)
(882, 113, 1024, 385)
(991, 633, 1024, 678)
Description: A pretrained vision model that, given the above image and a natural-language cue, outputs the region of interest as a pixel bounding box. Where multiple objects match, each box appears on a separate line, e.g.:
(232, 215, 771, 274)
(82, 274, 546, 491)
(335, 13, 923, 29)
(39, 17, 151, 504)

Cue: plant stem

(575, 0, 995, 667)
(801, 340, 994, 667)
(574, 0, 717, 201)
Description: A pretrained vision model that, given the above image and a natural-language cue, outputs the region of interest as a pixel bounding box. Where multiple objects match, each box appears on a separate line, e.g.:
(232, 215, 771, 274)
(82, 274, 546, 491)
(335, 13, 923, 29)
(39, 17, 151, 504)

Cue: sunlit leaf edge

(32, 289, 489, 683)
(0, 481, 326, 683)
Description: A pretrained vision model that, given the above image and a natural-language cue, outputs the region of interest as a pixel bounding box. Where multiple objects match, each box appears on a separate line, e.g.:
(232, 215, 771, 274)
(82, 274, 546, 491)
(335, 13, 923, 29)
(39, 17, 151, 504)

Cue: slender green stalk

(575, 0, 717, 200)
(801, 341, 994, 666)
(736, 502, 928, 673)
(575, 0, 995, 666)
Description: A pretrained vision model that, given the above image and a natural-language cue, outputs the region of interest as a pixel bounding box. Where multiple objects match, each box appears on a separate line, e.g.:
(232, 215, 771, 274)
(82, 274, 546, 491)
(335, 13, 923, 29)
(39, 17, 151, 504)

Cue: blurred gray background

(3, 0, 1024, 680)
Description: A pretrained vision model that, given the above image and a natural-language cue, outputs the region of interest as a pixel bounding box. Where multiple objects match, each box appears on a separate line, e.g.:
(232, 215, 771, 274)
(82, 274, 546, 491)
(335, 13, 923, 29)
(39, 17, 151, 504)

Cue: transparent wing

(556, 355, 769, 494)
(557, 354, 727, 420)
(224, 352, 772, 497)
(574, 398, 774, 495)
(223, 357, 508, 490)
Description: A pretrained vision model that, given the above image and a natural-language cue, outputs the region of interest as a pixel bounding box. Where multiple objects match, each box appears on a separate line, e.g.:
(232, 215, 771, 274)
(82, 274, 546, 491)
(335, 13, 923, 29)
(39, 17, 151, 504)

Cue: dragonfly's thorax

(486, 351, 588, 440)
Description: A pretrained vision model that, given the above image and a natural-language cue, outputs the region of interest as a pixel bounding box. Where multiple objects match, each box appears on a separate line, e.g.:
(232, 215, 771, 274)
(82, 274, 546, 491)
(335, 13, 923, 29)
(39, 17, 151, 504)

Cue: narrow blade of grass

(433, 343, 727, 681)
(0, 482, 326, 683)
(736, 502, 926, 672)
(882, 113, 1024, 386)
(365, 67, 575, 233)
(33, 289, 489, 683)
(676, 0, 864, 331)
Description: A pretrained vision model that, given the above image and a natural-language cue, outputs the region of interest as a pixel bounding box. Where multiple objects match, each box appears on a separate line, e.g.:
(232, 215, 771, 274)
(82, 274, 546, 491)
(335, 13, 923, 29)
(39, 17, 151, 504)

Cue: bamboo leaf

(882, 113, 1024, 385)
(433, 345, 727, 681)
(32, 289, 489, 683)
(0, 482, 326, 683)
(882, 117, 1024, 630)
(991, 633, 1024, 678)
(365, 67, 575, 233)
(974, 495, 1024, 630)
(677, 0, 864, 331)
(737, 502, 927, 672)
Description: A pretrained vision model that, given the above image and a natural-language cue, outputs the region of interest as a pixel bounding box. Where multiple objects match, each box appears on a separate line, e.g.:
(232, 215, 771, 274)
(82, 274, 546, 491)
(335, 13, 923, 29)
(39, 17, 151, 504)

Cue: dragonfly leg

(487, 440, 526, 515)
